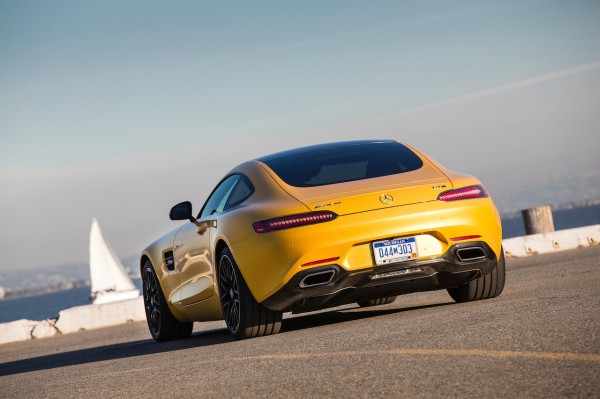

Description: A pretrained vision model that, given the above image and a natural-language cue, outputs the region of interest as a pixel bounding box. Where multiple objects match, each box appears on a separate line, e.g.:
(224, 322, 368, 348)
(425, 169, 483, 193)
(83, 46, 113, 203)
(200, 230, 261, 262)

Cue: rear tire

(447, 249, 506, 303)
(218, 248, 282, 339)
(357, 296, 397, 308)
(142, 260, 193, 342)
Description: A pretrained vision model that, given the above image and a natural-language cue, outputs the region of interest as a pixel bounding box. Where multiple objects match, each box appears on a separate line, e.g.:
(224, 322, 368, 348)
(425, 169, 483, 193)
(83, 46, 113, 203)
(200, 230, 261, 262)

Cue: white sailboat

(89, 218, 140, 304)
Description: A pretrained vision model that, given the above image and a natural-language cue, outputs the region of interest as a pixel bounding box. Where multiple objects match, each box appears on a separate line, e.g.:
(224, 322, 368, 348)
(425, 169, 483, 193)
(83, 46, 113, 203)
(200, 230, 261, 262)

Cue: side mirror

(169, 201, 194, 222)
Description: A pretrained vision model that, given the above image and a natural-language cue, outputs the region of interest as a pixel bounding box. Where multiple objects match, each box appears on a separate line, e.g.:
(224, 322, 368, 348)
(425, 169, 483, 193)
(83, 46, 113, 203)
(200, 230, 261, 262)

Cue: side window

(224, 175, 254, 211)
(199, 175, 240, 219)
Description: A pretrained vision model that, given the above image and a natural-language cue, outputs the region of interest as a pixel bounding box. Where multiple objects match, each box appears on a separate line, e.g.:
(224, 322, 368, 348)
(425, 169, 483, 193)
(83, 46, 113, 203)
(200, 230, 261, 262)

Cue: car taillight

(438, 185, 488, 202)
(252, 211, 337, 233)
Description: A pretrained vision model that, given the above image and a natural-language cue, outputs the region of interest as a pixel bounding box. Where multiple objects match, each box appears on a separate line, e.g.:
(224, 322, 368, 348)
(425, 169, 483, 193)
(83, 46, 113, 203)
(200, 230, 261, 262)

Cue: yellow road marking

(193, 348, 600, 364)
(79, 348, 600, 380)
(91, 366, 158, 377)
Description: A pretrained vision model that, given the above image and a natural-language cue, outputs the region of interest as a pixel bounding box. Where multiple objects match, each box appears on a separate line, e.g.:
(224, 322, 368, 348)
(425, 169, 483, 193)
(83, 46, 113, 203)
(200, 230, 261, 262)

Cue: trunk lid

(264, 161, 452, 216)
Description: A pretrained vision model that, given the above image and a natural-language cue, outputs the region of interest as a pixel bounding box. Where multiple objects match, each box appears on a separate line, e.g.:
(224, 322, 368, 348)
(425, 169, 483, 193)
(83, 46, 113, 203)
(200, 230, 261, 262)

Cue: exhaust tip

(299, 270, 335, 288)
(456, 247, 486, 262)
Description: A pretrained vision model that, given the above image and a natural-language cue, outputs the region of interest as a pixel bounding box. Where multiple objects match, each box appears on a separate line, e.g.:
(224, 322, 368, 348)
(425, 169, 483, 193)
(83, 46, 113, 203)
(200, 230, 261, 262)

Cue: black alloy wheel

(218, 253, 241, 334)
(218, 247, 283, 339)
(143, 265, 161, 337)
(142, 260, 193, 342)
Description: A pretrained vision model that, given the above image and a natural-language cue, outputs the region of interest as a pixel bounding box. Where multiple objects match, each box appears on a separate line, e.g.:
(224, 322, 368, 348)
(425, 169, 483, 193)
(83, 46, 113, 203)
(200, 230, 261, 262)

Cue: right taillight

(438, 185, 488, 202)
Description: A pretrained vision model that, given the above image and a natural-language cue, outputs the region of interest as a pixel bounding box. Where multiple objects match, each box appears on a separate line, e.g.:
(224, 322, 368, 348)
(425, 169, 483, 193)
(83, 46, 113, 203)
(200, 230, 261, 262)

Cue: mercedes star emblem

(379, 194, 394, 204)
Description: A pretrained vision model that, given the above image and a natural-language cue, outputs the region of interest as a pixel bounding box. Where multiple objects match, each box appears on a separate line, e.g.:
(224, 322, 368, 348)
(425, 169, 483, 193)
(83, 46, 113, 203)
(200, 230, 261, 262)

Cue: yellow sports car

(141, 140, 505, 341)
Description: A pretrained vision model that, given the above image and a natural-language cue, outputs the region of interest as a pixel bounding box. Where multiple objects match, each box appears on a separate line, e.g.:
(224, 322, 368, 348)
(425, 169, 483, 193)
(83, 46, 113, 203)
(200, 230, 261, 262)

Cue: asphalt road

(1, 246, 599, 398)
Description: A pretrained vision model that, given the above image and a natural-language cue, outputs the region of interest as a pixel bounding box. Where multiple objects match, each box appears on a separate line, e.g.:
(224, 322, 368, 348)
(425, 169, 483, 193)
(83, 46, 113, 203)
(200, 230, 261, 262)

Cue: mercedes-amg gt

(141, 140, 505, 341)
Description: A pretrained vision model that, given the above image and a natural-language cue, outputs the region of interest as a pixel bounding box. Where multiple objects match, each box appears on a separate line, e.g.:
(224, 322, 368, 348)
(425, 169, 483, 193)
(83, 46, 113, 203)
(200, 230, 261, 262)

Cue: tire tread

(219, 248, 282, 340)
(143, 261, 193, 342)
(447, 249, 506, 303)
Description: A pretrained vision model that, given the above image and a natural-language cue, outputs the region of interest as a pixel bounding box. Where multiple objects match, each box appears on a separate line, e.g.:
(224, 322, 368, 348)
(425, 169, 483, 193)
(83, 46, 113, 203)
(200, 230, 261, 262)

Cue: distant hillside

(0, 258, 139, 299)
(494, 170, 600, 215)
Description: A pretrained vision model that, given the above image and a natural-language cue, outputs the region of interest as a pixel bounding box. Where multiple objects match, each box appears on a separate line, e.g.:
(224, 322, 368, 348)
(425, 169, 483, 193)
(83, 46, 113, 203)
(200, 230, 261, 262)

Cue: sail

(89, 218, 139, 304)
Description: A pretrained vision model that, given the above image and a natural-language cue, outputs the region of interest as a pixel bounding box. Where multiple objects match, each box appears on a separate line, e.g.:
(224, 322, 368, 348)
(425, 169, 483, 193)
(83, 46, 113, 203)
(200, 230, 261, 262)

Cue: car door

(172, 175, 241, 306)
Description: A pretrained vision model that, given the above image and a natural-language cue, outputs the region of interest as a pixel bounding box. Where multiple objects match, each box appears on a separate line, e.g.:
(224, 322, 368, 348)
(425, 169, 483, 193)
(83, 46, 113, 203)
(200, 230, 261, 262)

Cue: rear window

(261, 141, 423, 187)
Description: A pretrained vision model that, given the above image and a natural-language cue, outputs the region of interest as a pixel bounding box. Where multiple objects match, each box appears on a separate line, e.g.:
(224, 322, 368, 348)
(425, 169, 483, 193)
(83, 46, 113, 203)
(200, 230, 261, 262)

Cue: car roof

(256, 140, 397, 162)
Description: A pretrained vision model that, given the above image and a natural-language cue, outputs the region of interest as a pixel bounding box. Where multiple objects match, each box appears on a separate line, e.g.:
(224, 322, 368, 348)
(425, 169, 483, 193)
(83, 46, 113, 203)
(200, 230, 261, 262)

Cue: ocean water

(0, 279, 143, 324)
(501, 204, 600, 238)
(1, 206, 598, 324)
(0, 286, 92, 323)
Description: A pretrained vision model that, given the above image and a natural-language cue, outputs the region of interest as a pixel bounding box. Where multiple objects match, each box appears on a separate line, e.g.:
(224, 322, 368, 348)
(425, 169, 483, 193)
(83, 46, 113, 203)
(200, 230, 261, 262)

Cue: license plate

(373, 237, 418, 265)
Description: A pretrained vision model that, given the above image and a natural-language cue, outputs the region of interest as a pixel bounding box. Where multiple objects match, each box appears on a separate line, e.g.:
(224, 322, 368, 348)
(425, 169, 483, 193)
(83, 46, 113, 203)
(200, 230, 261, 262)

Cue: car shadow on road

(0, 301, 452, 377)
(0, 327, 235, 377)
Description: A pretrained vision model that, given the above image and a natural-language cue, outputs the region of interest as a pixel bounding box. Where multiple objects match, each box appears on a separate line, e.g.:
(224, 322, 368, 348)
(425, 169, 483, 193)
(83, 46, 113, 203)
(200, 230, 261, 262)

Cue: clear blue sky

(1, 0, 599, 270)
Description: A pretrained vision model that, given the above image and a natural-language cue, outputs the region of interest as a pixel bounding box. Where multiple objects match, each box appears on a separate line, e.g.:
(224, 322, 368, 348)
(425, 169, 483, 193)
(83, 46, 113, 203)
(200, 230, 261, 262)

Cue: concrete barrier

(503, 224, 600, 257)
(0, 319, 39, 345)
(32, 319, 59, 339)
(0, 297, 145, 345)
(1, 224, 599, 346)
(54, 296, 145, 334)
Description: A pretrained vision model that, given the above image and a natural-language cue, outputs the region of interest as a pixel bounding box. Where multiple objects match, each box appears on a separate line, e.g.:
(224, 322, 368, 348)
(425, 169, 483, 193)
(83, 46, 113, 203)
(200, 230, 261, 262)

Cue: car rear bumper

(261, 241, 498, 312)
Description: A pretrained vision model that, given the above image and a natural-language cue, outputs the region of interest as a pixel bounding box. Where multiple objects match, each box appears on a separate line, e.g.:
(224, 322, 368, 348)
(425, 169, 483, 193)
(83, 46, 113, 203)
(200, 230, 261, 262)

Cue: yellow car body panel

(234, 196, 501, 303)
(141, 140, 502, 325)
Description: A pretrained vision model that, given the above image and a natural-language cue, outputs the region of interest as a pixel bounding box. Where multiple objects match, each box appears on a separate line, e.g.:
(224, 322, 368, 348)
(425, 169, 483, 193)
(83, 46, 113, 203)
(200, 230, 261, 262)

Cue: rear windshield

(261, 141, 423, 187)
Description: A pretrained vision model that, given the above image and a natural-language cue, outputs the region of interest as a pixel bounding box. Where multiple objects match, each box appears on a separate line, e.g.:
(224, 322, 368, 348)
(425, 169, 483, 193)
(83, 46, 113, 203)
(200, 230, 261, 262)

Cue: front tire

(142, 260, 193, 342)
(218, 248, 282, 339)
(447, 249, 506, 303)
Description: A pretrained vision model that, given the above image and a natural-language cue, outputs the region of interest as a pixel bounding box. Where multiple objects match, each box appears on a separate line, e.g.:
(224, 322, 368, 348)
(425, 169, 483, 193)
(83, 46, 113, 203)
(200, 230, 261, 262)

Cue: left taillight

(438, 185, 488, 202)
(252, 211, 337, 233)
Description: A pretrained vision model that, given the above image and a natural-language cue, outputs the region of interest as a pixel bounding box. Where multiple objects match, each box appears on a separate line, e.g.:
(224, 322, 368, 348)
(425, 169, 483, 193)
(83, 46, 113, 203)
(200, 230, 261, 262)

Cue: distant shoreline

(502, 203, 600, 239)
(0, 280, 89, 301)
(500, 197, 600, 219)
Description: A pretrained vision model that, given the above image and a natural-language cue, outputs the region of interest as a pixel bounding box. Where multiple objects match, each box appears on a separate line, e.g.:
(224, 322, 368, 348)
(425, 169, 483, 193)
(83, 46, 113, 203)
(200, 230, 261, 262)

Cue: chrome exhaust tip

(456, 247, 486, 262)
(299, 270, 335, 288)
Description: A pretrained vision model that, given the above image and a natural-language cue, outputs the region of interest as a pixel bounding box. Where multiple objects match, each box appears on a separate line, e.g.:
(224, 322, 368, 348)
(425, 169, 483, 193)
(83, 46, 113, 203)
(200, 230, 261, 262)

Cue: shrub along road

(1, 245, 599, 398)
